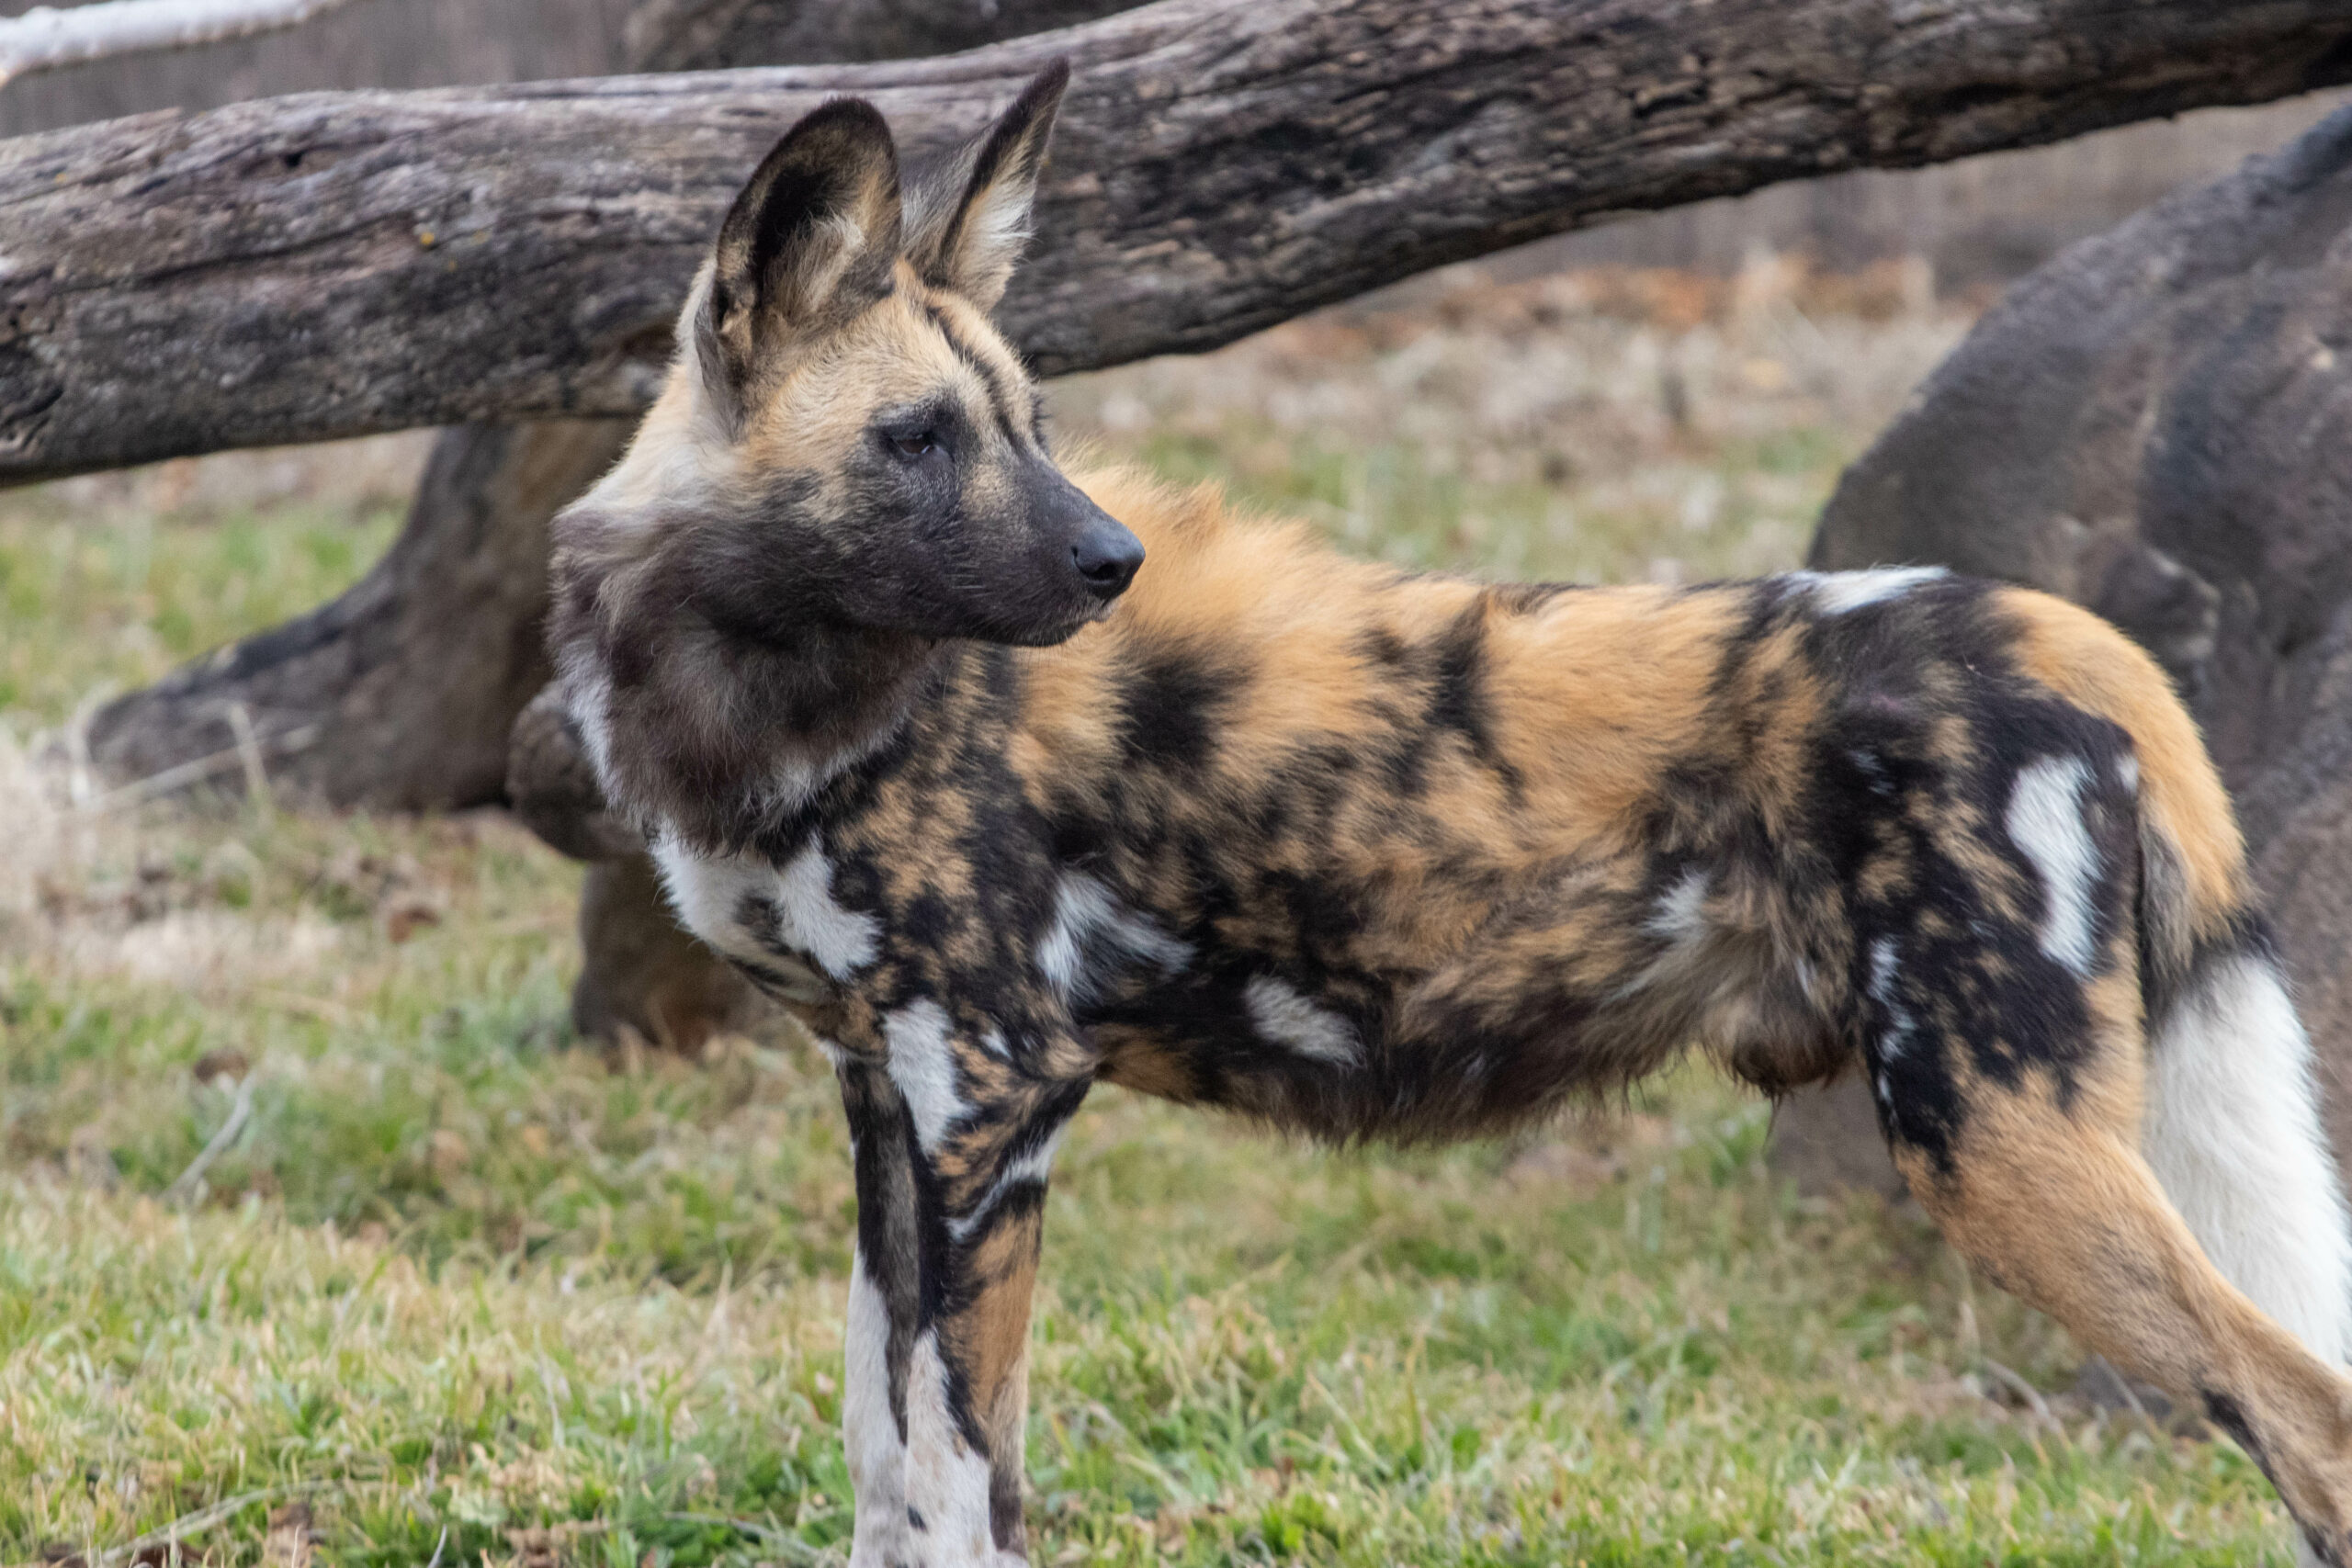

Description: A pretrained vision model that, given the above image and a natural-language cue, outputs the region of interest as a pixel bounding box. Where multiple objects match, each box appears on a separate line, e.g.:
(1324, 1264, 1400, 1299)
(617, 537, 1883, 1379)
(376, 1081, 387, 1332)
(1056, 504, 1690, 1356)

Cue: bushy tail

(2010, 581, 2352, 1368)
(2139, 810, 2352, 1369)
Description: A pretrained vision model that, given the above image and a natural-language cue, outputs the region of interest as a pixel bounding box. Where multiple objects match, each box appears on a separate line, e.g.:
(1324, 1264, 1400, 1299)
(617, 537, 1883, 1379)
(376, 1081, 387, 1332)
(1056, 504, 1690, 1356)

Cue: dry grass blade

(164, 1074, 256, 1206)
(88, 1485, 308, 1568)
(75, 725, 320, 816)
(1982, 1359, 2058, 1427)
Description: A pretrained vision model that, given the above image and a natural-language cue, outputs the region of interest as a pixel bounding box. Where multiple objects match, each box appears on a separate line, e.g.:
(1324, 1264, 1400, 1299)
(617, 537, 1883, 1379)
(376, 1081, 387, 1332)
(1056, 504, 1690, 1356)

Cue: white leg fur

(2143, 955, 2352, 1369)
(844, 1251, 912, 1568)
(901, 1328, 1016, 1565)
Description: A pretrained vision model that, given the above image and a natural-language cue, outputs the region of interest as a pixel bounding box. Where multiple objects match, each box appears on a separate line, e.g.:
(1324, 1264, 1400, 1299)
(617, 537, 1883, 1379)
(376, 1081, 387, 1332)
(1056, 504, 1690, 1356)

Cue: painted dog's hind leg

(1903, 1087, 2352, 1562)
(1862, 919, 2352, 1563)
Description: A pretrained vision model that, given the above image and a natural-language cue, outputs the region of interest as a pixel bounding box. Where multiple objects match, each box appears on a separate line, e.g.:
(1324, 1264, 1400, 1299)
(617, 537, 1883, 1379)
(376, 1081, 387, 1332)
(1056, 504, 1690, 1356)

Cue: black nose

(1071, 521, 1145, 599)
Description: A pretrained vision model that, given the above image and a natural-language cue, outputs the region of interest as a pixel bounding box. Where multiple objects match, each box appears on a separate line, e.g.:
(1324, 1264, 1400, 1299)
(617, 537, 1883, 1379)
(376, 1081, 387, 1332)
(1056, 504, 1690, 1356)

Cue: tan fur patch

(1997, 587, 2250, 944)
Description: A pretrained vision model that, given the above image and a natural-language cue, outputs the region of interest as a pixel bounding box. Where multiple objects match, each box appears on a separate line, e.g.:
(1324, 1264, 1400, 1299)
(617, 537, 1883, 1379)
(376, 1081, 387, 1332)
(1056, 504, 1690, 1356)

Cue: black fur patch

(1116, 652, 1231, 773)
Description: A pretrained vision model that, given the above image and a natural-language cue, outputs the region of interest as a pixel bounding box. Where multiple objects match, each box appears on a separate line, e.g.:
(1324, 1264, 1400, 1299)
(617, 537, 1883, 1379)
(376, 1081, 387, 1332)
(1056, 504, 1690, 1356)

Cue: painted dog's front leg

(837, 1055, 922, 1568)
(844, 1000, 1091, 1566)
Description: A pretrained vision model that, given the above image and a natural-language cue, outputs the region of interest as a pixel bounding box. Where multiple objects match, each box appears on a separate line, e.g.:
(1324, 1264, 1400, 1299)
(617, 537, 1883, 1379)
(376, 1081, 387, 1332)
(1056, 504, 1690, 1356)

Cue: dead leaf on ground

(384, 897, 443, 943)
(192, 1047, 250, 1085)
(263, 1501, 313, 1568)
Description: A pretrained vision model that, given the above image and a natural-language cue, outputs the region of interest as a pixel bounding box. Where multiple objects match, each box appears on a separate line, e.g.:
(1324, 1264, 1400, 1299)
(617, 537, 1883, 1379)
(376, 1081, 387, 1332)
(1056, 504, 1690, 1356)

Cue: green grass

(0, 504, 401, 725)
(0, 366, 2308, 1564)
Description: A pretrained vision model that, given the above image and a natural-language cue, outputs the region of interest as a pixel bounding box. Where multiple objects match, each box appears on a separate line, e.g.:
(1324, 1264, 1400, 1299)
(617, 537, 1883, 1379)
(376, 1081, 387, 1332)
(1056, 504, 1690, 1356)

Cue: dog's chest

(652, 834, 879, 1008)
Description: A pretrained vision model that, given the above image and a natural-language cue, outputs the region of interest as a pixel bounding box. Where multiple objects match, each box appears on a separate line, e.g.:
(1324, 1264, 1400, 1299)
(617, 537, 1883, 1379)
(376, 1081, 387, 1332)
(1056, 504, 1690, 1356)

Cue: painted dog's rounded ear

(905, 59, 1069, 314)
(699, 96, 903, 419)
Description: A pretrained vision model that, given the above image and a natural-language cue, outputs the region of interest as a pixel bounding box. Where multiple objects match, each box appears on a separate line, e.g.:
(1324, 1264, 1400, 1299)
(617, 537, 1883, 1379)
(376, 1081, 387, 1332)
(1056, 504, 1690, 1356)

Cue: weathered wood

(85, 416, 629, 807)
(8, 0, 2352, 482)
(626, 0, 1126, 74)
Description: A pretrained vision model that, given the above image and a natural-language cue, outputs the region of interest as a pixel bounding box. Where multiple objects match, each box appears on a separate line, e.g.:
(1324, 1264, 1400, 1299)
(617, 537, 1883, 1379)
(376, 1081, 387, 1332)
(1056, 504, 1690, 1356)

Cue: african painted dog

(551, 63, 2352, 1566)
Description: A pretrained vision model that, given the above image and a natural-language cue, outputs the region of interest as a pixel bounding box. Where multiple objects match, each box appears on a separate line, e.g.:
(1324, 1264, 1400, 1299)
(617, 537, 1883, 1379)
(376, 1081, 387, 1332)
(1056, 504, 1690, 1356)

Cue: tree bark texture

(1781, 102, 2352, 1194)
(85, 416, 629, 806)
(9, 0, 2352, 482)
(625, 0, 1130, 74)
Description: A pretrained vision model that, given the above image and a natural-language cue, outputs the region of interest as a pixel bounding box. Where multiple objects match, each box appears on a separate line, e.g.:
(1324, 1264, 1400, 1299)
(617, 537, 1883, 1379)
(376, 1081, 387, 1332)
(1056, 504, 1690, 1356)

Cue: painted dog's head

(552, 63, 1137, 847)
(611, 61, 1133, 646)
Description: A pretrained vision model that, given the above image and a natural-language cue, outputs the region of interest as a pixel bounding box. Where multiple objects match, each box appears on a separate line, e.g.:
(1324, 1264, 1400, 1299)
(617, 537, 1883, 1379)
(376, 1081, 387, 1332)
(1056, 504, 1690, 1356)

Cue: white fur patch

(772, 836, 881, 979)
(1244, 976, 1361, 1066)
(901, 1329, 1010, 1565)
(1035, 874, 1192, 1003)
(1645, 870, 1711, 946)
(961, 183, 1034, 272)
(555, 649, 618, 788)
(1866, 936, 1918, 1060)
(650, 840, 825, 998)
(2145, 955, 2352, 1368)
(2005, 755, 2098, 976)
(843, 1252, 910, 1568)
(650, 833, 879, 1001)
(886, 999, 969, 1155)
(1788, 566, 1948, 615)
(1849, 749, 1894, 797)
(1610, 872, 1723, 1003)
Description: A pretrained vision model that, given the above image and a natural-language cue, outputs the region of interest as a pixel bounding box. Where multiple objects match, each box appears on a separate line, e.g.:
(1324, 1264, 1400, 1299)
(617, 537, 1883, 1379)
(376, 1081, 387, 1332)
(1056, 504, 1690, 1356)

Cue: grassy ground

(0, 266, 2308, 1564)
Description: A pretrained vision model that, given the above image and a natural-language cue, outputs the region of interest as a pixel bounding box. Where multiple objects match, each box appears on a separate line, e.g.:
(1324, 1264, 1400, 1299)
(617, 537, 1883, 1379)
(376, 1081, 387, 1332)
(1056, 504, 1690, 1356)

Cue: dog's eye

(889, 430, 941, 460)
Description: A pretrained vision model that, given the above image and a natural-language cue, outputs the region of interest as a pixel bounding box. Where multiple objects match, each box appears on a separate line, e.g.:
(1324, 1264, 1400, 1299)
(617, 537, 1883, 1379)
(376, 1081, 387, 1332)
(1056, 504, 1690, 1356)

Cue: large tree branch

(6, 0, 2351, 483)
(0, 0, 359, 87)
(625, 0, 1136, 74)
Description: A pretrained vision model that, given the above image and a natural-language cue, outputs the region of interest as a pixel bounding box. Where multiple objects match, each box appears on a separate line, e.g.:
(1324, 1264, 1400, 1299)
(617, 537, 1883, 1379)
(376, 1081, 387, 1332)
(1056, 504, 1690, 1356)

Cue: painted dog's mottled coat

(553, 67, 2352, 1567)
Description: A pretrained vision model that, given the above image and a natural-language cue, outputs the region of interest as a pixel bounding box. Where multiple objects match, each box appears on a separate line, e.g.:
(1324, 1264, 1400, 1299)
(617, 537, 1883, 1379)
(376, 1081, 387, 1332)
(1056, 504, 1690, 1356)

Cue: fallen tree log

(625, 0, 1128, 74)
(9, 0, 2352, 481)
